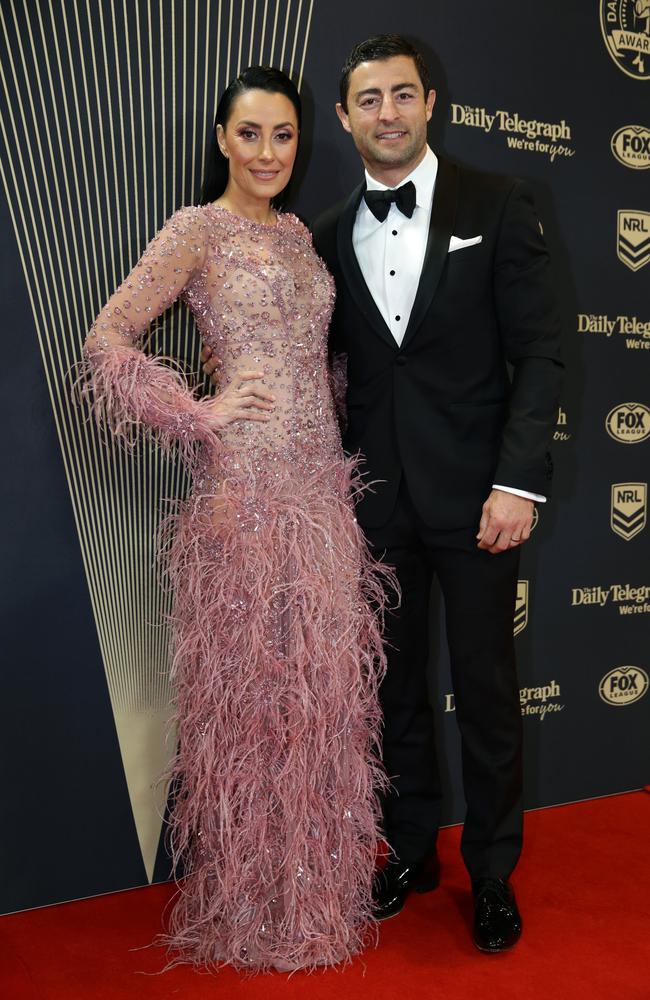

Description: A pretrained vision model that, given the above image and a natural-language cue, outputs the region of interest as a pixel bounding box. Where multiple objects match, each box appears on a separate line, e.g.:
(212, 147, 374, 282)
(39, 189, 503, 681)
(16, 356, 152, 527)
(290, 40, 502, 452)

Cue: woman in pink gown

(80, 67, 392, 971)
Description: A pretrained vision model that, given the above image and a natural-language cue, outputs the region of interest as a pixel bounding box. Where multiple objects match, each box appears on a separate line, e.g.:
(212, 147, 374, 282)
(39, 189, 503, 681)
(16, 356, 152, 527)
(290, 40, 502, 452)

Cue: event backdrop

(1, 0, 648, 915)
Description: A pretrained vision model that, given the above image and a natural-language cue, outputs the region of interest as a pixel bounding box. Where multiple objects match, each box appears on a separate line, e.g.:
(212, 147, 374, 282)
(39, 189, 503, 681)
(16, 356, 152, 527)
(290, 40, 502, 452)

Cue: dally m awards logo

(600, 0, 650, 79)
(617, 210, 650, 271)
(599, 666, 649, 706)
(514, 581, 528, 636)
(611, 483, 647, 539)
(606, 402, 650, 442)
(611, 125, 650, 168)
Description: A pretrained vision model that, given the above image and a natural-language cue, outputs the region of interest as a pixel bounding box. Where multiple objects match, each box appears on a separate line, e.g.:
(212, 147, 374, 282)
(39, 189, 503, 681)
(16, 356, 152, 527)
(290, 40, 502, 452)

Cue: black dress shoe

(472, 877, 522, 953)
(372, 852, 440, 920)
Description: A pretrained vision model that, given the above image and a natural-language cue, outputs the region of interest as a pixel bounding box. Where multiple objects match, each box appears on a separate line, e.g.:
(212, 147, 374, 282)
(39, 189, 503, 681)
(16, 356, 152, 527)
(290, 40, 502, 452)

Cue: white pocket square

(448, 235, 483, 253)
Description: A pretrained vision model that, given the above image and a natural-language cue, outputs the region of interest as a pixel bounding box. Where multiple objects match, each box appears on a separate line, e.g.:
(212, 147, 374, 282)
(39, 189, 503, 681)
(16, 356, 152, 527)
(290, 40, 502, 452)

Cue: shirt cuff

(492, 484, 546, 503)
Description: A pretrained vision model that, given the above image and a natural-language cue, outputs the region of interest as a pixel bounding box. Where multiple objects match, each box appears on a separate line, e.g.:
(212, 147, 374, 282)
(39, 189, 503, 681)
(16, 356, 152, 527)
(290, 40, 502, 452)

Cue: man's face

(336, 55, 435, 176)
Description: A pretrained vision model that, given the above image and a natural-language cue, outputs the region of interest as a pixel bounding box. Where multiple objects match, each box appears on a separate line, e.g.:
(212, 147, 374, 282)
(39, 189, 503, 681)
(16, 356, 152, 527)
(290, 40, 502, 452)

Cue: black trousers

(364, 478, 523, 882)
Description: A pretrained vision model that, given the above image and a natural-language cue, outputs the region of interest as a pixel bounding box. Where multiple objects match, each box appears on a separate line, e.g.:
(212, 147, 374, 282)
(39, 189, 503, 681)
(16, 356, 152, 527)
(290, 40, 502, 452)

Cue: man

(312, 35, 563, 953)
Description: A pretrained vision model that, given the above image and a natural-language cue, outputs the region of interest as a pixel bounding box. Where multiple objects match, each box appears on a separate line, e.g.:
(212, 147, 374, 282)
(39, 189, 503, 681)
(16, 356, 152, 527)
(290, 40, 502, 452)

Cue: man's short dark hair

(339, 34, 431, 113)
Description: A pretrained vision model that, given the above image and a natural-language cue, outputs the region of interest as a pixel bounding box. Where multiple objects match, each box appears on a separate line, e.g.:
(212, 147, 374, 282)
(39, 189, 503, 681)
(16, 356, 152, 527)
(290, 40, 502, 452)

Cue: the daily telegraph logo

(617, 210, 650, 271)
(572, 583, 650, 615)
(611, 482, 647, 539)
(444, 680, 564, 721)
(611, 125, 650, 168)
(514, 580, 528, 636)
(449, 105, 574, 162)
(578, 313, 650, 351)
(606, 403, 650, 443)
(599, 666, 649, 706)
(600, 0, 650, 79)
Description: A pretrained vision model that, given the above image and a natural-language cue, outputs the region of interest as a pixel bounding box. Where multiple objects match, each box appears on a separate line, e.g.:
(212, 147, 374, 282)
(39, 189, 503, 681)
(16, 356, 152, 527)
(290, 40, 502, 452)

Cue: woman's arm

(80, 205, 273, 463)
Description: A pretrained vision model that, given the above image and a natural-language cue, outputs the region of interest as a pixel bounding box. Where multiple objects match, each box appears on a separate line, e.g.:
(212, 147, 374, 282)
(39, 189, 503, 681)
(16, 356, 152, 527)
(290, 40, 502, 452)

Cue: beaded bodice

(85, 204, 341, 479)
(184, 206, 340, 471)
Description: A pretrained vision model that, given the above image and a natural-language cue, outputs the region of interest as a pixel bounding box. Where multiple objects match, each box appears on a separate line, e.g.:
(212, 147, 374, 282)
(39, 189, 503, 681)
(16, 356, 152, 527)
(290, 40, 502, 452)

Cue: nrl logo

(600, 0, 650, 79)
(611, 482, 647, 539)
(606, 402, 650, 442)
(514, 580, 529, 636)
(617, 210, 650, 270)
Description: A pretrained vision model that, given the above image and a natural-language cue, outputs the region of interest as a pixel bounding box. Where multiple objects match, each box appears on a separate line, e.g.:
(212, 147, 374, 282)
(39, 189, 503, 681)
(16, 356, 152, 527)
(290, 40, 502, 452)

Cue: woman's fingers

(233, 408, 271, 421)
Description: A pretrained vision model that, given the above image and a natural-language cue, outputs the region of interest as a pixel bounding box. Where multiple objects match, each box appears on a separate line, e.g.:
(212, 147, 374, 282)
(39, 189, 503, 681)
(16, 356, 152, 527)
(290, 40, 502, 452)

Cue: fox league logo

(617, 211, 650, 271)
(611, 483, 647, 539)
(599, 666, 649, 705)
(600, 0, 650, 79)
(606, 402, 650, 442)
(514, 580, 529, 636)
(611, 125, 650, 168)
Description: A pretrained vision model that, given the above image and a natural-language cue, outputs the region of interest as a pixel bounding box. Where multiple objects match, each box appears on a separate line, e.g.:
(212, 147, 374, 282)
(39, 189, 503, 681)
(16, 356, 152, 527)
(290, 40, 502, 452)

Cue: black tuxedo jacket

(312, 155, 564, 530)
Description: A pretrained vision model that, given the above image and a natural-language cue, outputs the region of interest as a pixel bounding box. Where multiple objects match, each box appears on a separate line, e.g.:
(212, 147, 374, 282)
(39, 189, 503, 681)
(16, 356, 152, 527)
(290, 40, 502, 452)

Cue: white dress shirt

(352, 146, 545, 504)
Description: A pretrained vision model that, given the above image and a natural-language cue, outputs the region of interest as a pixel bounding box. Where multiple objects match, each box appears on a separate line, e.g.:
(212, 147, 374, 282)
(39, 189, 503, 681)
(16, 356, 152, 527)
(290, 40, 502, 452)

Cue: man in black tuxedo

(311, 35, 563, 952)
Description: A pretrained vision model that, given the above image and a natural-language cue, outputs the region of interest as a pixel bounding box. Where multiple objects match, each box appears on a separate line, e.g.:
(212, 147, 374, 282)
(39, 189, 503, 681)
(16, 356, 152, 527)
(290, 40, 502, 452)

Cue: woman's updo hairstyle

(199, 65, 301, 209)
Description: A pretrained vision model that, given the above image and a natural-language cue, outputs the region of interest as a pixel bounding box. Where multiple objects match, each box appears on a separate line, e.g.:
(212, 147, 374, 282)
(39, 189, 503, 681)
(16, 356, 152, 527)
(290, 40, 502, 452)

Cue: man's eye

(396, 92, 413, 101)
(360, 98, 378, 108)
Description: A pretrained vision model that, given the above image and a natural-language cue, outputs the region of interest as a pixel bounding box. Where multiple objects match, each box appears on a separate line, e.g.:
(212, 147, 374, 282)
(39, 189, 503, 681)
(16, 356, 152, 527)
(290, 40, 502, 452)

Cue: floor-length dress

(81, 204, 393, 971)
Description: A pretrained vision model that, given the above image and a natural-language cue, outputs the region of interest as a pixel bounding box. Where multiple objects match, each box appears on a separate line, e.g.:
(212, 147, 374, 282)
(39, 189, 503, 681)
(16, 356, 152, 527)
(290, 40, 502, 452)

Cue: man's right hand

(201, 343, 221, 386)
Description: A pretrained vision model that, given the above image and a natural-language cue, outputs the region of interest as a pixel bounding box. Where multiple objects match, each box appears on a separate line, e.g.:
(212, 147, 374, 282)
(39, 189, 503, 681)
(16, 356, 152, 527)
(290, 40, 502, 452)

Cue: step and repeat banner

(1, 0, 648, 914)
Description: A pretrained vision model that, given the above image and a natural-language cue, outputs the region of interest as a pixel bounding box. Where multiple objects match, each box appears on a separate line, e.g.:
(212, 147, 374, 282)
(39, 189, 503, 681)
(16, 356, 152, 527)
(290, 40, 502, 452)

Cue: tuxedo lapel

(400, 157, 459, 350)
(336, 183, 398, 351)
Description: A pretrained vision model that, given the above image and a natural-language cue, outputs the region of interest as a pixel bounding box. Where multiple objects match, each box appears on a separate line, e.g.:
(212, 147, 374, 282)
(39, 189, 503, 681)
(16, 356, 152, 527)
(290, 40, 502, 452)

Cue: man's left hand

(477, 490, 534, 554)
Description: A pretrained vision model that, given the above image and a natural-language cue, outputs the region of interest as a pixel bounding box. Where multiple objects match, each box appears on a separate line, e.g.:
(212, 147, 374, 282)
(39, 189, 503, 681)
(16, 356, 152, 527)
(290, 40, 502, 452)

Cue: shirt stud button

(395, 315, 401, 321)
(391, 230, 398, 236)
(389, 270, 396, 276)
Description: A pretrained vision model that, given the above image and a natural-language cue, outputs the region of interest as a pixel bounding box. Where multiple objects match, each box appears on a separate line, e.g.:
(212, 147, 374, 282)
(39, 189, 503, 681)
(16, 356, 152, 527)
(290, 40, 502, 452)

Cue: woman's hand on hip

(203, 371, 275, 429)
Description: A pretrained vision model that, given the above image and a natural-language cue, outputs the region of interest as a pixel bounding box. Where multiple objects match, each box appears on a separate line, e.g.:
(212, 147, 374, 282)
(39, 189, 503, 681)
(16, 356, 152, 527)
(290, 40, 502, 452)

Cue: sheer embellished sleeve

(79, 205, 219, 463)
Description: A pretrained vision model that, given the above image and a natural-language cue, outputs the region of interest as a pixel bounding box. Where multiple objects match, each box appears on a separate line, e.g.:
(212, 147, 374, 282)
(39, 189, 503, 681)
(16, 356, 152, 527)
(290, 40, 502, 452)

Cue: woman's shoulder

(279, 211, 313, 244)
(166, 203, 213, 231)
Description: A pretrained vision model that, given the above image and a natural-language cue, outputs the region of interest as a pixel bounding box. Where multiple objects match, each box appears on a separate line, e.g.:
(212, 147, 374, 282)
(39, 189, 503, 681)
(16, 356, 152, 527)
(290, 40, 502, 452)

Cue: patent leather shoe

(372, 852, 440, 920)
(472, 877, 522, 952)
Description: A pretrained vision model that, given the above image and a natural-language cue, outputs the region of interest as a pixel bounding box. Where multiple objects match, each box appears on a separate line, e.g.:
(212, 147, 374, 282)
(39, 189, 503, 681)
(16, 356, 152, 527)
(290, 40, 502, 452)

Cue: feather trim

(156, 455, 397, 971)
(75, 346, 220, 466)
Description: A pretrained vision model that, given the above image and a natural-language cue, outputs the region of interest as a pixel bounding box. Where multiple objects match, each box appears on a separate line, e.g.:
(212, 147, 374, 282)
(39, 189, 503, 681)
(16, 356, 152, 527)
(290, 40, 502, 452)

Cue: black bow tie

(364, 181, 417, 223)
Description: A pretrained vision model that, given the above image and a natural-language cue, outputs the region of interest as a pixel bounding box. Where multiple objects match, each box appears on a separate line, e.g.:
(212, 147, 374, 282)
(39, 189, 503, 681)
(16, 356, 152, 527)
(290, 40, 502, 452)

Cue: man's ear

(425, 89, 436, 123)
(335, 102, 352, 134)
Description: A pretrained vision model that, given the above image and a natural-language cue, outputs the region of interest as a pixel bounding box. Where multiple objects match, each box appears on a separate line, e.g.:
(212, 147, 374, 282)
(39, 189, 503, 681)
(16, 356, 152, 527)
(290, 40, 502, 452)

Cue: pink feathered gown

(81, 204, 393, 971)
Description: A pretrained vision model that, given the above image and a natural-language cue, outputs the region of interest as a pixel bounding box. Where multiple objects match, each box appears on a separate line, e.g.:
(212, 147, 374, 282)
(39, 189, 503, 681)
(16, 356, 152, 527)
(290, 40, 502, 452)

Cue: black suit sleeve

(492, 180, 564, 497)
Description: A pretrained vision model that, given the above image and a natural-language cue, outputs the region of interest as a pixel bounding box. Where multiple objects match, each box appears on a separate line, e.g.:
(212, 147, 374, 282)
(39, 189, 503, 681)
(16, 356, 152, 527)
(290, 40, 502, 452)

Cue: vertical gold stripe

(297, 0, 313, 88)
(269, 0, 280, 65)
(258, 0, 269, 63)
(279, 0, 291, 69)
(288, 0, 302, 77)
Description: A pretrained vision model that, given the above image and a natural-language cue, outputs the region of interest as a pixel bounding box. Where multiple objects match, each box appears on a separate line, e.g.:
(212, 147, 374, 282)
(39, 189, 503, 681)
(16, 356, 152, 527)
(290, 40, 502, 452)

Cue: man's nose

(378, 94, 399, 121)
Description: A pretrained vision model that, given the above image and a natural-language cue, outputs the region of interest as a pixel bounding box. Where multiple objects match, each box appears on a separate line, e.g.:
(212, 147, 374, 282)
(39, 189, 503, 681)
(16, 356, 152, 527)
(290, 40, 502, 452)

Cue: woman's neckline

(205, 202, 281, 229)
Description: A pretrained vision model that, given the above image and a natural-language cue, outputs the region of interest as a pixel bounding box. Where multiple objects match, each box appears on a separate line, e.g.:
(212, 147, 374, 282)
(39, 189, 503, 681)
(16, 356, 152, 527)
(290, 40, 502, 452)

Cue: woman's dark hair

(339, 34, 431, 113)
(199, 66, 301, 208)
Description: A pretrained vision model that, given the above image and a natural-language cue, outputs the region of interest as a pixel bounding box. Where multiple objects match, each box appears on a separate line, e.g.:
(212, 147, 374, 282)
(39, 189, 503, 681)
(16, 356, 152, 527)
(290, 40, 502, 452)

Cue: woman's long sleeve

(80, 205, 219, 463)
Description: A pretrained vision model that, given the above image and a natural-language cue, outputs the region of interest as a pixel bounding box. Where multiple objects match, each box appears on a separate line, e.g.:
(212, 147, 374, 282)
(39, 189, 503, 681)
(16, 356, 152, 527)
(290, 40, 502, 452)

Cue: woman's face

(217, 89, 299, 204)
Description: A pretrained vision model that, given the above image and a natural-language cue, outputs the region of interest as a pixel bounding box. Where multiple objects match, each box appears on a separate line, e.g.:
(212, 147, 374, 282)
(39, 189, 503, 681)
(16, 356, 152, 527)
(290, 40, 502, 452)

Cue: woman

(80, 66, 393, 971)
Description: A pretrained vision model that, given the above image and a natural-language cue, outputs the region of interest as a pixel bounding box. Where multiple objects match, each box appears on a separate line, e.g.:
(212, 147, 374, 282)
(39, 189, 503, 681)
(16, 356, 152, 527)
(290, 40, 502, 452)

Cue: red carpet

(1, 792, 648, 1000)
